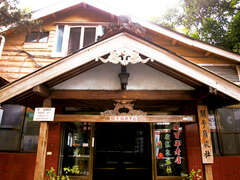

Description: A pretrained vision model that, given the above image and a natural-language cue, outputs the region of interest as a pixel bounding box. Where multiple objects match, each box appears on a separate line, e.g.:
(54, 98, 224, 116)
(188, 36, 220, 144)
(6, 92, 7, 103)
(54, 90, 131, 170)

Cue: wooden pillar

(204, 165, 213, 180)
(197, 105, 214, 180)
(34, 98, 51, 180)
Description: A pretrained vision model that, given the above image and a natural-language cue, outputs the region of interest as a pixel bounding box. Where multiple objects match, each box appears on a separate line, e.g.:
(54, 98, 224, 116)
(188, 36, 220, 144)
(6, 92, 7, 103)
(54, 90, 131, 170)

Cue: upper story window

(25, 32, 49, 43)
(53, 25, 103, 57)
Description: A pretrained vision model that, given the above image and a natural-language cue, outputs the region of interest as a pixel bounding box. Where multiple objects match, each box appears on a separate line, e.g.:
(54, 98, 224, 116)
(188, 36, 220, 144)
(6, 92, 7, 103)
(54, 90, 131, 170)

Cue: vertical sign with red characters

(154, 123, 187, 177)
(197, 105, 214, 164)
(173, 122, 182, 164)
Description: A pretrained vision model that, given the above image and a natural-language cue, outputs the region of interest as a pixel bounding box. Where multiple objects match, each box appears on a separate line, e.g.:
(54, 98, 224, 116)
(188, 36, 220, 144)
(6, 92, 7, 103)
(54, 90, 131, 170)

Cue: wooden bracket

(172, 39, 177, 45)
(33, 85, 50, 98)
(205, 51, 211, 56)
(209, 87, 217, 95)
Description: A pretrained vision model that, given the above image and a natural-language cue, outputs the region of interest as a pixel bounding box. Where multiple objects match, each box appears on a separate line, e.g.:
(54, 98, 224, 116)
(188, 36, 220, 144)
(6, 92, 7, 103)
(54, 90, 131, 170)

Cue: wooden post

(197, 105, 214, 180)
(205, 164, 213, 180)
(34, 98, 51, 180)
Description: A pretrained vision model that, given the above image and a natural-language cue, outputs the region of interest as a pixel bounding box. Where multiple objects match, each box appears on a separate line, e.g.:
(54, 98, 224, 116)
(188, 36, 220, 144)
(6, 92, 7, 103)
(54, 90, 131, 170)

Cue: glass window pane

(68, 27, 81, 54)
(218, 109, 234, 131)
(211, 132, 220, 155)
(221, 134, 238, 155)
(83, 27, 96, 48)
(39, 32, 49, 42)
(1, 104, 25, 128)
(0, 129, 21, 151)
(233, 109, 240, 131)
(154, 123, 186, 177)
(25, 32, 38, 42)
(21, 110, 40, 151)
(61, 122, 91, 176)
(236, 134, 240, 153)
(56, 25, 64, 52)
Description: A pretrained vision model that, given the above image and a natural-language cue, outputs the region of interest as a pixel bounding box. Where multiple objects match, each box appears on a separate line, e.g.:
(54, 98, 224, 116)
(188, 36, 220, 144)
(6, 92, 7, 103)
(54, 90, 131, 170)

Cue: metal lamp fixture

(118, 66, 129, 90)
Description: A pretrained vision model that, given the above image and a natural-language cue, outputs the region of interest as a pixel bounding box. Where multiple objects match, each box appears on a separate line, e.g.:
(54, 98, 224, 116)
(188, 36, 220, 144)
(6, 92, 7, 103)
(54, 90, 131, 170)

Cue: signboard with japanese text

(197, 105, 214, 164)
(33, 108, 55, 121)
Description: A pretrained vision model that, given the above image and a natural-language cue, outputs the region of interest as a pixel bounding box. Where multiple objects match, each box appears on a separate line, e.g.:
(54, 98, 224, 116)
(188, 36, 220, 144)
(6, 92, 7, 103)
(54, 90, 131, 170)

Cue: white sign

(33, 108, 55, 121)
(209, 114, 216, 130)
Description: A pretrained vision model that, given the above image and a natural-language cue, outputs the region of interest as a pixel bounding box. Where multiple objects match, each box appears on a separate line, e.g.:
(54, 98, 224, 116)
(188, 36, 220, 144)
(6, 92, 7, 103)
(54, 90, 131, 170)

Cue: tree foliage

(153, 0, 240, 53)
(0, 0, 40, 33)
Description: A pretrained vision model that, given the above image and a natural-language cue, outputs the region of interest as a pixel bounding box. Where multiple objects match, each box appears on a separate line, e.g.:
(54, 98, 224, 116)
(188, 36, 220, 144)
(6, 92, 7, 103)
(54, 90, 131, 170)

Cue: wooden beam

(33, 85, 50, 98)
(34, 98, 51, 180)
(54, 114, 195, 123)
(51, 90, 196, 101)
(236, 65, 240, 81)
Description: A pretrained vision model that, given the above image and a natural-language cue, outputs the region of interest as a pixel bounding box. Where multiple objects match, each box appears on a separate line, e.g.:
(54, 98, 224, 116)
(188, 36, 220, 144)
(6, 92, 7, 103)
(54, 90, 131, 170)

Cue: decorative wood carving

(98, 17, 146, 40)
(96, 48, 154, 66)
(101, 100, 147, 116)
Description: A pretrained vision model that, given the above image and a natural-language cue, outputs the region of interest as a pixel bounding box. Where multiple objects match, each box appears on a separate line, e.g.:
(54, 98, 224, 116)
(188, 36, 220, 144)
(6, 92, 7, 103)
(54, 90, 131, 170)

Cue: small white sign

(33, 108, 55, 121)
(82, 143, 89, 147)
(209, 114, 216, 130)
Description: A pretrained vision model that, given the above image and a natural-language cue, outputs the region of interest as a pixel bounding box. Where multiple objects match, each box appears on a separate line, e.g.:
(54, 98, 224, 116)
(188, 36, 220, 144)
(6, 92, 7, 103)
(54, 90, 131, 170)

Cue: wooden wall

(0, 6, 113, 82)
(212, 156, 240, 180)
(45, 122, 62, 172)
(0, 153, 36, 180)
(184, 123, 204, 179)
(0, 122, 61, 180)
(1, 26, 57, 82)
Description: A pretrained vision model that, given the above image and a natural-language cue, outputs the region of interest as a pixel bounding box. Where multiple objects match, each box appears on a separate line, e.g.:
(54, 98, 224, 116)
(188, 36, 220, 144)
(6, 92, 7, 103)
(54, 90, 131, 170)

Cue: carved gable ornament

(95, 48, 154, 66)
(101, 100, 147, 116)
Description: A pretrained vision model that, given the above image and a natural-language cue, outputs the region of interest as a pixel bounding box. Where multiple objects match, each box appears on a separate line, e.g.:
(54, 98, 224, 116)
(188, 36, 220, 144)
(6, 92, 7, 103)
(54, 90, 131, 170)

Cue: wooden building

(1, 2, 240, 180)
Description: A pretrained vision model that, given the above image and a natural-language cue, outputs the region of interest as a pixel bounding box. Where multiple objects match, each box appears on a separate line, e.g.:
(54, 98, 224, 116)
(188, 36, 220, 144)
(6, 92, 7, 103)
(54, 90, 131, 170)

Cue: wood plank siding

(1, 26, 58, 82)
(202, 66, 239, 83)
(1, 6, 114, 82)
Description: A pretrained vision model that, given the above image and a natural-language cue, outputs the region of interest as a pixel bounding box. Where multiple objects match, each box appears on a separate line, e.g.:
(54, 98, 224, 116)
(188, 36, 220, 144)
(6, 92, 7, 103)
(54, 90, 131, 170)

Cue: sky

(19, 0, 182, 20)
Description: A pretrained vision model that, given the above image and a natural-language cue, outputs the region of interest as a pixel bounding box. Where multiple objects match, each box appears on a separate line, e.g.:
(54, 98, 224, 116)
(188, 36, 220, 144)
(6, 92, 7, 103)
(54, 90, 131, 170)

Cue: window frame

(0, 106, 39, 153)
(52, 25, 100, 57)
(215, 108, 240, 155)
(25, 31, 49, 43)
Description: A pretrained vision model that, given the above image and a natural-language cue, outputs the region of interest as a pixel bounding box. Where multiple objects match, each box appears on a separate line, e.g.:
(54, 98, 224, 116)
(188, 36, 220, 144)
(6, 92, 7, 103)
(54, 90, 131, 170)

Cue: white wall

(52, 63, 194, 90)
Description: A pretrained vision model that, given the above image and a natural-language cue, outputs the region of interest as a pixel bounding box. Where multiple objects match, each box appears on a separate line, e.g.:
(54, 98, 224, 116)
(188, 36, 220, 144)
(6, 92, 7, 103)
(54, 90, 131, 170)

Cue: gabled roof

(31, 0, 240, 62)
(0, 31, 240, 103)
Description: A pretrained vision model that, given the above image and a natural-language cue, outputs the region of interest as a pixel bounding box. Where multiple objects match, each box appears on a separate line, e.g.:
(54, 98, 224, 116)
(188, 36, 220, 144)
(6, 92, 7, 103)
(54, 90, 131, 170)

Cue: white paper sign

(209, 114, 216, 130)
(33, 108, 55, 121)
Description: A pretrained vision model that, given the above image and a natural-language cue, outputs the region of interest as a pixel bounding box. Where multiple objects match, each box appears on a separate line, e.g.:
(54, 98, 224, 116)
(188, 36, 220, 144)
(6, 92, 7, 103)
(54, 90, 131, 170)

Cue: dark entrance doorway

(93, 123, 152, 180)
